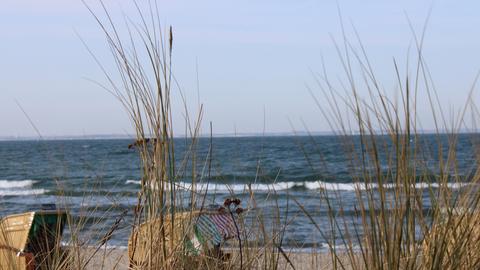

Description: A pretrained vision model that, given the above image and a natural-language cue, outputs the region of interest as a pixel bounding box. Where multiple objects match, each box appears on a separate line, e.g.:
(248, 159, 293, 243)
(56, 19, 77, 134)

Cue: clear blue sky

(1, 0, 480, 137)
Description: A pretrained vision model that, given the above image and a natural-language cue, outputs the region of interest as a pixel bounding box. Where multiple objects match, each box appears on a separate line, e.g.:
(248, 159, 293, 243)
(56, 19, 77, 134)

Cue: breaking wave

(125, 180, 470, 192)
(0, 189, 47, 196)
(0, 179, 46, 196)
(0, 179, 37, 189)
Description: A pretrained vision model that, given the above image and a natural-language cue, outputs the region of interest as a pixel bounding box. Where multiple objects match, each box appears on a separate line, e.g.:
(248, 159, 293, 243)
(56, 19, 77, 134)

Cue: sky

(1, 0, 480, 138)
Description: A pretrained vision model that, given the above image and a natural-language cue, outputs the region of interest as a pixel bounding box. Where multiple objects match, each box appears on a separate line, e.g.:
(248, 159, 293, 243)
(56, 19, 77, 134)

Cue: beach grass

(2, 1, 480, 269)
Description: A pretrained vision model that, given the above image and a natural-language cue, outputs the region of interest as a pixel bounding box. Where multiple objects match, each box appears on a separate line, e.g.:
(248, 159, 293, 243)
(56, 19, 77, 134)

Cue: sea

(0, 134, 477, 251)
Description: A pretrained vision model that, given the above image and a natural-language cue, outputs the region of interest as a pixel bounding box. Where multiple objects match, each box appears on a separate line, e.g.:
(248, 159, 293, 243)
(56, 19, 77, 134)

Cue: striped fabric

(196, 215, 223, 246)
(210, 213, 238, 239)
(185, 212, 239, 255)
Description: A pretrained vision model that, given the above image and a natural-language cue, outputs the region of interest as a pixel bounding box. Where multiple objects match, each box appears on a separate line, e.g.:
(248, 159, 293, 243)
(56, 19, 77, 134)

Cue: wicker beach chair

(421, 211, 480, 267)
(0, 210, 67, 270)
(128, 206, 242, 269)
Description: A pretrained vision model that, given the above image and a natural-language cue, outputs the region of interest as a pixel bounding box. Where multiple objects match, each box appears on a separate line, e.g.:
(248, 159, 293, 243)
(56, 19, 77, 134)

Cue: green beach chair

(0, 210, 67, 270)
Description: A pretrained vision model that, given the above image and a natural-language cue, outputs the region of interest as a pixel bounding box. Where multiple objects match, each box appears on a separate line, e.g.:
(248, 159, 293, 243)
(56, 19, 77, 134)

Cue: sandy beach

(83, 248, 356, 270)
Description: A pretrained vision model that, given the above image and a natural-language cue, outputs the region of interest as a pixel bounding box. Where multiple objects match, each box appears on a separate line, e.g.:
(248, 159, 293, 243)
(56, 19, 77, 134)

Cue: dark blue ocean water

(0, 135, 478, 250)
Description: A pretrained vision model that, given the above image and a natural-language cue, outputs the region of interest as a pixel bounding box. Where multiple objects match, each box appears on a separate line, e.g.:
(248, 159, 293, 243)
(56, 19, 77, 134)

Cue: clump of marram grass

(85, 2, 248, 269)
(85, 3, 196, 268)
(302, 20, 480, 270)
(84, 2, 293, 269)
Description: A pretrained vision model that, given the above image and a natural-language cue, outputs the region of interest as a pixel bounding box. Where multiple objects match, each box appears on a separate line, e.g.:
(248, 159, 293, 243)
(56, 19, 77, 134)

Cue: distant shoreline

(1, 130, 478, 142)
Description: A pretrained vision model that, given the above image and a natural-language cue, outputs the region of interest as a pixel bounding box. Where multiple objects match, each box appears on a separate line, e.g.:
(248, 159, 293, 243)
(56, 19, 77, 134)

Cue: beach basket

(0, 210, 67, 270)
(128, 208, 241, 269)
(421, 211, 480, 267)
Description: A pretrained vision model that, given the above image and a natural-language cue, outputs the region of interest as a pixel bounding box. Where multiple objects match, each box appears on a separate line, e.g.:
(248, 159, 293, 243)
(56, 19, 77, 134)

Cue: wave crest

(0, 180, 37, 189)
(0, 180, 46, 196)
(0, 189, 47, 196)
(125, 180, 470, 192)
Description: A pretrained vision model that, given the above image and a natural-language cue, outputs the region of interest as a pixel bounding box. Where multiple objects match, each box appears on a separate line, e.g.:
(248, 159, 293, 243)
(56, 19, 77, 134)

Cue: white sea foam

(0, 180, 46, 196)
(0, 180, 37, 189)
(125, 180, 141, 185)
(125, 179, 470, 192)
(0, 189, 47, 196)
(304, 181, 469, 191)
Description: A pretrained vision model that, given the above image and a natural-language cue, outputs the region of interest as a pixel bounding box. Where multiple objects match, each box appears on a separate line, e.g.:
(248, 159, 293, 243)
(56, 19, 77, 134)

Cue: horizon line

(0, 129, 478, 141)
